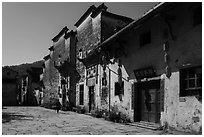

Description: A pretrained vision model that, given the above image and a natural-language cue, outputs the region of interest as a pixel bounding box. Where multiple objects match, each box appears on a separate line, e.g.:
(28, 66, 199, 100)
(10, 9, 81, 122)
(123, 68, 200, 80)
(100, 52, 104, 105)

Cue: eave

(43, 54, 50, 61)
(64, 30, 77, 39)
(102, 11, 133, 23)
(52, 26, 69, 42)
(74, 5, 96, 27)
(48, 45, 54, 51)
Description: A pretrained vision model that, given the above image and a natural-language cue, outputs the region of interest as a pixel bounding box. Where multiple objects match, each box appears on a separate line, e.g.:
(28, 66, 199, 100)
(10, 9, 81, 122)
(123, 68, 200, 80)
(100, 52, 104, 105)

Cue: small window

(180, 66, 202, 98)
(79, 84, 84, 105)
(131, 84, 134, 110)
(115, 81, 124, 96)
(102, 77, 107, 86)
(193, 6, 202, 26)
(140, 30, 151, 47)
(79, 49, 83, 59)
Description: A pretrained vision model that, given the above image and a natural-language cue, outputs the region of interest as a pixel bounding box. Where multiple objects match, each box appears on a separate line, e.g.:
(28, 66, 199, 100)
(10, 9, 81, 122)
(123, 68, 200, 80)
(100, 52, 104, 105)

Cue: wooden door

(141, 80, 160, 123)
(134, 80, 160, 123)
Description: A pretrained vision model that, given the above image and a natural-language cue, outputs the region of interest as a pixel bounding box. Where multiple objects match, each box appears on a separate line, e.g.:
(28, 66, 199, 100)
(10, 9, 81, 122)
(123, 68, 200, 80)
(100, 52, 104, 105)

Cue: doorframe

(134, 79, 161, 123)
(88, 86, 95, 112)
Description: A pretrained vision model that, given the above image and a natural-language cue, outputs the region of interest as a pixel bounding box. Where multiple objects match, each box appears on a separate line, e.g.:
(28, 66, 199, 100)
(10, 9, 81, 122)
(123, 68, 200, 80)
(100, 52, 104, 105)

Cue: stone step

(129, 121, 161, 130)
(140, 121, 160, 126)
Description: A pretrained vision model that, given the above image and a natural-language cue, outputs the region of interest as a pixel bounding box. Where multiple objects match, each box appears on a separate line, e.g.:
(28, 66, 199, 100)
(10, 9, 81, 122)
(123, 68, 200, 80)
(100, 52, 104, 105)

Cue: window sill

(179, 97, 186, 102)
(179, 95, 202, 102)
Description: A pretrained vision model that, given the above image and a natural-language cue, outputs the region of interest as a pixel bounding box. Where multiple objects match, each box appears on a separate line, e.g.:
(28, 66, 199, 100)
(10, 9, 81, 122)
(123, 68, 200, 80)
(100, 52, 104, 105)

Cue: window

(193, 6, 202, 26)
(102, 87, 108, 98)
(102, 77, 107, 86)
(79, 84, 84, 105)
(180, 66, 202, 98)
(79, 49, 83, 59)
(115, 81, 124, 96)
(140, 30, 151, 47)
(131, 83, 134, 110)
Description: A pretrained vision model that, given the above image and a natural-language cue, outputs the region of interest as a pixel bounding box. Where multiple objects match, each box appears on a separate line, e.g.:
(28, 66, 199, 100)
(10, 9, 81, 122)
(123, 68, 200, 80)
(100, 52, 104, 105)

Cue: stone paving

(2, 106, 193, 135)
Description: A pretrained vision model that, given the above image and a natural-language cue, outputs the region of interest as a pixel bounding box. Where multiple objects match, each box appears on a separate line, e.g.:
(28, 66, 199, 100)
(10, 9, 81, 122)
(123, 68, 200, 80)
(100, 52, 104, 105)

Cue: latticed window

(180, 66, 202, 98)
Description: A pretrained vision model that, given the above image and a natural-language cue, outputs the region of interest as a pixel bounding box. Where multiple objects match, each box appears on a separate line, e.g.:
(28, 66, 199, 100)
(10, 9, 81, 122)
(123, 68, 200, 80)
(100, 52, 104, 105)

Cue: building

(75, 3, 133, 112)
(2, 67, 19, 106)
(18, 67, 44, 106)
(41, 2, 201, 133)
(42, 27, 77, 109)
(81, 2, 201, 133)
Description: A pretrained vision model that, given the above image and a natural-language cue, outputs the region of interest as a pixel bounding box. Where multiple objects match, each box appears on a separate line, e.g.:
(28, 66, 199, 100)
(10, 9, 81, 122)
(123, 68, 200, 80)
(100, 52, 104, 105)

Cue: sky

(2, 2, 158, 66)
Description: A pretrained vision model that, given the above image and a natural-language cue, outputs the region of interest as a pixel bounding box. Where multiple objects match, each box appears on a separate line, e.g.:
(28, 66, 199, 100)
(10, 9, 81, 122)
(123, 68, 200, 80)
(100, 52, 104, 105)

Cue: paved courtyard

(2, 106, 192, 135)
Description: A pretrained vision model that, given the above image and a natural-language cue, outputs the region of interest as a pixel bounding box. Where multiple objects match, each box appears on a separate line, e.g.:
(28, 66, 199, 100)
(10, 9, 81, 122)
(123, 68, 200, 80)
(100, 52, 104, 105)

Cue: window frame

(114, 81, 124, 96)
(180, 66, 202, 98)
(139, 30, 151, 47)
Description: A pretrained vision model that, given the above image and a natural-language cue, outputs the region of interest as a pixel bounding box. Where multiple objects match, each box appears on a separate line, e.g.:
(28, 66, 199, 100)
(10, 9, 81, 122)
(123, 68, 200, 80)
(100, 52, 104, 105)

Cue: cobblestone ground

(2, 106, 192, 135)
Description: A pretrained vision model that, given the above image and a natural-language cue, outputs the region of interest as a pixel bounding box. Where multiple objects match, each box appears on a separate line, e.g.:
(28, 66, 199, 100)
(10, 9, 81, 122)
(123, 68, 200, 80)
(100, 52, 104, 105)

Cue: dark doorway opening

(134, 80, 161, 123)
(89, 86, 95, 112)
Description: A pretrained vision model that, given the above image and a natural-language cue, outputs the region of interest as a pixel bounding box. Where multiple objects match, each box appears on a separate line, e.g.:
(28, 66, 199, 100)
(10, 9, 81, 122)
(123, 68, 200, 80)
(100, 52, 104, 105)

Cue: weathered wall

(75, 12, 102, 108)
(43, 31, 77, 107)
(108, 3, 202, 132)
(108, 61, 132, 118)
(42, 37, 65, 107)
(101, 13, 132, 41)
(76, 13, 101, 85)
(121, 3, 201, 80)
(67, 35, 77, 106)
(43, 55, 59, 107)
(161, 72, 202, 133)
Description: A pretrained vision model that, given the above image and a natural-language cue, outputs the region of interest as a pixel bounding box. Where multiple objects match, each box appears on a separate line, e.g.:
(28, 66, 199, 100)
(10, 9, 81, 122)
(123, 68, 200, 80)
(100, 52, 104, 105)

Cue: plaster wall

(114, 3, 202, 132)
(161, 72, 202, 133)
(108, 61, 133, 119)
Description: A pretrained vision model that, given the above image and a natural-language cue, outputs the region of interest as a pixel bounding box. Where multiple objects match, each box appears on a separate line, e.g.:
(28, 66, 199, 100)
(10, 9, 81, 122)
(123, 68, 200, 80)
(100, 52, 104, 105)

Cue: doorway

(134, 80, 161, 123)
(89, 86, 95, 112)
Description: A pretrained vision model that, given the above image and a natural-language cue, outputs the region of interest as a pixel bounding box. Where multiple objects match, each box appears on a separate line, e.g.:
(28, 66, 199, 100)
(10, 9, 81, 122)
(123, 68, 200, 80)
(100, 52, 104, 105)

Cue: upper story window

(180, 66, 202, 98)
(140, 30, 151, 47)
(115, 81, 124, 96)
(193, 6, 202, 26)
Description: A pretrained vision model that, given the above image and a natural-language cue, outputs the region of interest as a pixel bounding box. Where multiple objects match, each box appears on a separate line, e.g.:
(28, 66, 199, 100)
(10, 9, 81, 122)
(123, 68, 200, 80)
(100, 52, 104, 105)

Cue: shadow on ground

(2, 112, 34, 123)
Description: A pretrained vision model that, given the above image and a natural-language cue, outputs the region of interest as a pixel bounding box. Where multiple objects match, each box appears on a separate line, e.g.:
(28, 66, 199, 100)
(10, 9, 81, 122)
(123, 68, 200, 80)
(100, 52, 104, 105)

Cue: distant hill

(3, 60, 44, 76)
